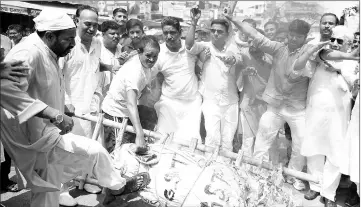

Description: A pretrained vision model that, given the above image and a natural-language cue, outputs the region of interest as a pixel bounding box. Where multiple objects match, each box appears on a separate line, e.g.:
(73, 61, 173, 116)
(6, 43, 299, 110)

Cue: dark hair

(8, 24, 23, 33)
(264, 21, 278, 29)
(288, 19, 310, 36)
(138, 35, 160, 53)
(211, 19, 230, 32)
(242, 19, 257, 28)
(320, 13, 339, 26)
(36, 30, 62, 38)
(101, 20, 122, 33)
(256, 28, 265, 36)
(161, 16, 181, 32)
(113, 8, 127, 16)
(275, 27, 288, 35)
(355, 32, 360, 36)
(75, 5, 98, 18)
(126, 19, 144, 33)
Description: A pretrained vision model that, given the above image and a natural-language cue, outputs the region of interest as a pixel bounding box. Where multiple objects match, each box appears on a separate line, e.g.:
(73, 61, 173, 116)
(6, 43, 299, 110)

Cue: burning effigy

(108, 142, 303, 207)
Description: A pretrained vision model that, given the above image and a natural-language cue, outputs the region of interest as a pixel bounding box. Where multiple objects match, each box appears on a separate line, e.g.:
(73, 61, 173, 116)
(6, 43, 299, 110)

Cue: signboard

(1, 5, 28, 15)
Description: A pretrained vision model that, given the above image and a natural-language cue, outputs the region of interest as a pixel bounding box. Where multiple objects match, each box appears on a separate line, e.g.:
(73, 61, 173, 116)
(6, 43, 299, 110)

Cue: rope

(180, 147, 220, 207)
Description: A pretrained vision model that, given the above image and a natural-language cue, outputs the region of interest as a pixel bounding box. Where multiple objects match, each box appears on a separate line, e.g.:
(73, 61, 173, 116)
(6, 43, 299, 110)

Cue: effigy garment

(112, 143, 301, 207)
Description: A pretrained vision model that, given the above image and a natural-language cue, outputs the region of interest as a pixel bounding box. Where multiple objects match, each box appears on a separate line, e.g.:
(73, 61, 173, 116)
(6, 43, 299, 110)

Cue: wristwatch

(50, 114, 64, 125)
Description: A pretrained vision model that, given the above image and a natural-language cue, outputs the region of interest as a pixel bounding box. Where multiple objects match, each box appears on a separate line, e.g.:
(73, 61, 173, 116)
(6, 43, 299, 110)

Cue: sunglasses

(353, 40, 360, 44)
(210, 29, 225, 35)
(330, 37, 344, 45)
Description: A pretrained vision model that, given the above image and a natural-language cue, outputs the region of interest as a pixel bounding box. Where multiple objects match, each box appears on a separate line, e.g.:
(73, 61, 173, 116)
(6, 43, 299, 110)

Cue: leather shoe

(324, 198, 337, 207)
(345, 191, 360, 207)
(304, 189, 320, 200)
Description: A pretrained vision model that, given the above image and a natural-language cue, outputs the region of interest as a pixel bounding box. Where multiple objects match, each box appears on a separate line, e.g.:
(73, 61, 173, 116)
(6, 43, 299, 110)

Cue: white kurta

(1, 33, 126, 207)
(301, 60, 358, 167)
(60, 36, 103, 138)
(340, 91, 360, 184)
(187, 41, 241, 151)
(1, 33, 64, 193)
(153, 41, 202, 142)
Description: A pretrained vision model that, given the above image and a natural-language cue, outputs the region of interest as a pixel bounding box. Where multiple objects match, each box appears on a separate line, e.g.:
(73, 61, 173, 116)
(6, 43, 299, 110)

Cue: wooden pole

(74, 112, 319, 184)
(114, 118, 128, 151)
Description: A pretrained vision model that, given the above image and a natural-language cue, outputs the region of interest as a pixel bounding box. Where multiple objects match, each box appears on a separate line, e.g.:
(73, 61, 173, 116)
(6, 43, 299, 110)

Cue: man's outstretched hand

(0, 60, 30, 82)
(306, 40, 331, 55)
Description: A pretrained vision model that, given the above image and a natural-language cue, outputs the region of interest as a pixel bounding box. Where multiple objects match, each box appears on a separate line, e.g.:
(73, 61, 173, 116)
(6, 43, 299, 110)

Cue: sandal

(102, 172, 151, 206)
(122, 172, 151, 195)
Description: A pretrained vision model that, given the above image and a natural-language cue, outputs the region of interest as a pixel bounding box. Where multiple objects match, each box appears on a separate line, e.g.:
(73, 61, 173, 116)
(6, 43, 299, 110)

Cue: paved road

(1, 166, 357, 207)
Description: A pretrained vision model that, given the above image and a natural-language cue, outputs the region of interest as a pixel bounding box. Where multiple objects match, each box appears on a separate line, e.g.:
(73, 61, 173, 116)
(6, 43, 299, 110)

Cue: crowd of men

(0, 4, 359, 207)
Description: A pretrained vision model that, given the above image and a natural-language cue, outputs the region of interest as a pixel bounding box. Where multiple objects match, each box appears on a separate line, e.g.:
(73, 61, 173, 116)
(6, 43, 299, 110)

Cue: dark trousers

(103, 105, 158, 153)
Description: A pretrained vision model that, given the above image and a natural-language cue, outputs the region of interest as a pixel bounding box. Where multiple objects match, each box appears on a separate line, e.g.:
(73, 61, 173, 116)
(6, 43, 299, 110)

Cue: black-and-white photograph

(0, 1, 359, 207)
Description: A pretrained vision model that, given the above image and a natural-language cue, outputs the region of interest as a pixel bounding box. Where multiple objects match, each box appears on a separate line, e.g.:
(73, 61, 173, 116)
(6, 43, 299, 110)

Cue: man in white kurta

(61, 34, 103, 138)
(299, 26, 359, 205)
(0, 9, 126, 207)
(59, 7, 106, 199)
(185, 14, 241, 154)
(153, 17, 202, 144)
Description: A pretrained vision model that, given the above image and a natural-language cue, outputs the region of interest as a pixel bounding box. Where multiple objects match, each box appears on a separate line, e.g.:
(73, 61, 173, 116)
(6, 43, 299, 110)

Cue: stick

(228, 1, 238, 15)
(114, 117, 128, 151)
(73, 112, 319, 184)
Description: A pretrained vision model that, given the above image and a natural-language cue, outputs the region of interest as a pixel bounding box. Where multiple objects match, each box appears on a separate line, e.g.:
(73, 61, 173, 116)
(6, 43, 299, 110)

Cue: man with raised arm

(152, 16, 203, 144)
(225, 15, 323, 191)
(186, 9, 241, 160)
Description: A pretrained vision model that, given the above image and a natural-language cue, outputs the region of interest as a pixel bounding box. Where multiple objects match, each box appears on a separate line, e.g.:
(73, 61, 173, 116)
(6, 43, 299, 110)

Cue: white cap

(34, 9, 75, 32)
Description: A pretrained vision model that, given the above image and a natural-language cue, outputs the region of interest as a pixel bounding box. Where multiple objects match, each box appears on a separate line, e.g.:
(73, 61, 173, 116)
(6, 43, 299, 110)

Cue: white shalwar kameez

(153, 40, 202, 143)
(1, 33, 125, 207)
(301, 48, 359, 200)
(341, 91, 360, 194)
(187, 41, 241, 152)
(60, 36, 104, 138)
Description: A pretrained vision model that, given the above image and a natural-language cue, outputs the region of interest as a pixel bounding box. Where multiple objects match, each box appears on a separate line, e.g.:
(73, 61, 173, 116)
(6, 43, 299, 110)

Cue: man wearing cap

(0, 9, 145, 207)
(224, 15, 328, 191)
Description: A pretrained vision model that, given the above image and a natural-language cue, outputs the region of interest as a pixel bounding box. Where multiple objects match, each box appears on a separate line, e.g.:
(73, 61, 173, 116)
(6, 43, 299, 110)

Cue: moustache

(331, 45, 340, 50)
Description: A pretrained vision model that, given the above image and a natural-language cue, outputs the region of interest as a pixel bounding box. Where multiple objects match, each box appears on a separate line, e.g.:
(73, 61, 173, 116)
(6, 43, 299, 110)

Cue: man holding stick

(0, 9, 148, 207)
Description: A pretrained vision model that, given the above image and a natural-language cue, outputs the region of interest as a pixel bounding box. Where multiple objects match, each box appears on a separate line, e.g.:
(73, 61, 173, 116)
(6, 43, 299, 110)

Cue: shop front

(0, 1, 76, 34)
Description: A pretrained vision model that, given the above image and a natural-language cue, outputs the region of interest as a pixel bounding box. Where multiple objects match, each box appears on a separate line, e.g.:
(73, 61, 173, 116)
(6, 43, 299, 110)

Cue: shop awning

(1, 1, 76, 17)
